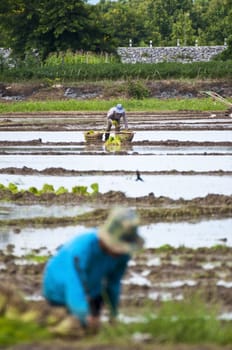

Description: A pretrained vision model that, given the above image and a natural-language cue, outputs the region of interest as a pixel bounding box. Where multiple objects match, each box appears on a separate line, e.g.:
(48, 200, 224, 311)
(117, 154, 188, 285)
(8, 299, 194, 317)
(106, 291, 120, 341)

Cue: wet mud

(0, 90, 232, 349)
(0, 246, 232, 350)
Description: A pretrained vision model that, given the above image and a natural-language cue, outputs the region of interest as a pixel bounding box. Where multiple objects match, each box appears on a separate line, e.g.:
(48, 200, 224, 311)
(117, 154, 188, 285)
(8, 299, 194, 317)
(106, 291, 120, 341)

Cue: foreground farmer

(105, 103, 128, 141)
(43, 207, 143, 332)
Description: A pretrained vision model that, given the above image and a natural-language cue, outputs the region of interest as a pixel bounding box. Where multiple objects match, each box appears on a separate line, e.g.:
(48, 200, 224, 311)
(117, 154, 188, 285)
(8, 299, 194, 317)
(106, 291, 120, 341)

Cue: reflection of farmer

(105, 104, 128, 141)
(43, 207, 143, 332)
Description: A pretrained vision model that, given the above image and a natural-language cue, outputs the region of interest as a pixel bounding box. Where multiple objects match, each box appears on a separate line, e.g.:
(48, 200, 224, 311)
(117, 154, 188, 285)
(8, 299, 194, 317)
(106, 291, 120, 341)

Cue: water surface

(1, 154, 231, 172)
(0, 174, 231, 199)
(1, 130, 232, 142)
(0, 218, 231, 255)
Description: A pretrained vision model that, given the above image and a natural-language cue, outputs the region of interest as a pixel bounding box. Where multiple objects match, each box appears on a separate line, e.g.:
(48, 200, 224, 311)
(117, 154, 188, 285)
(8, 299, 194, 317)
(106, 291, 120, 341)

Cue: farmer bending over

(42, 207, 143, 332)
(105, 104, 128, 141)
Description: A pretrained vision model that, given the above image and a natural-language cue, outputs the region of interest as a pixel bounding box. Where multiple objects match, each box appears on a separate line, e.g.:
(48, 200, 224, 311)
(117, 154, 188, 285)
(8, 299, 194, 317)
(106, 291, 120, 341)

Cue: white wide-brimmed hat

(115, 104, 125, 114)
(99, 207, 144, 254)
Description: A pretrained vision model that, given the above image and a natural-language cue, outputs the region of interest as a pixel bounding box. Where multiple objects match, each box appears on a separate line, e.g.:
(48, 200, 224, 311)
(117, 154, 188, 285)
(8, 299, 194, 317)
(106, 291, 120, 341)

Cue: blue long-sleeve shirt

(42, 230, 130, 325)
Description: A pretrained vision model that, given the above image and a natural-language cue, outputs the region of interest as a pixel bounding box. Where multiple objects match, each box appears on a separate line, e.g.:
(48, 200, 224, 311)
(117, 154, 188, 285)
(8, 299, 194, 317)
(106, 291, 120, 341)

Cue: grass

(0, 97, 227, 113)
(1, 297, 232, 346)
(0, 317, 51, 346)
(1, 61, 232, 80)
(90, 297, 232, 346)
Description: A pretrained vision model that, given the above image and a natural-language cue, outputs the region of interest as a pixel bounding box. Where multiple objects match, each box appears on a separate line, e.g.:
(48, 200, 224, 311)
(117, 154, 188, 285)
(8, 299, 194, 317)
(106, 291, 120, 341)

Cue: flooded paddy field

(0, 110, 232, 348)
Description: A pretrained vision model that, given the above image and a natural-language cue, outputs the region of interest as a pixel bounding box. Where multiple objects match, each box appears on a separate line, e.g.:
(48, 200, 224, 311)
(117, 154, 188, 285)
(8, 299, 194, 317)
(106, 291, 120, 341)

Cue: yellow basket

(116, 131, 134, 142)
(84, 131, 104, 143)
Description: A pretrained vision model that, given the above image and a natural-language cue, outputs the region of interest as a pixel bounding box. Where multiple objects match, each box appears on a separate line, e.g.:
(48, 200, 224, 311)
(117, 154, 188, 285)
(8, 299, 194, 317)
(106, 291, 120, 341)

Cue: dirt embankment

(0, 80, 232, 101)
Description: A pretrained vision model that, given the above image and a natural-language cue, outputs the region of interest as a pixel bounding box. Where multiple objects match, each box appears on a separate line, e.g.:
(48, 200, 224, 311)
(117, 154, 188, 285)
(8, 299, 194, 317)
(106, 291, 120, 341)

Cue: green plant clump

(1, 61, 232, 81)
(97, 297, 232, 345)
(0, 317, 51, 346)
(0, 182, 100, 197)
(127, 80, 150, 99)
(8, 183, 18, 194)
(72, 185, 88, 195)
(56, 186, 68, 195)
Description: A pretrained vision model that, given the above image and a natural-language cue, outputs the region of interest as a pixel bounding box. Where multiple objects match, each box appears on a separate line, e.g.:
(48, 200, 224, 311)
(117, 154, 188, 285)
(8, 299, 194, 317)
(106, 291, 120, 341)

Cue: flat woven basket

(117, 131, 134, 142)
(84, 131, 104, 143)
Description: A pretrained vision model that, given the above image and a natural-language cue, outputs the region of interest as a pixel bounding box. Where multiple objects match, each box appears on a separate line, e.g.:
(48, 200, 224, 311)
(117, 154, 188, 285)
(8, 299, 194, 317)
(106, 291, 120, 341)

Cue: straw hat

(99, 207, 144, 254)
(115, 104, 125, 114)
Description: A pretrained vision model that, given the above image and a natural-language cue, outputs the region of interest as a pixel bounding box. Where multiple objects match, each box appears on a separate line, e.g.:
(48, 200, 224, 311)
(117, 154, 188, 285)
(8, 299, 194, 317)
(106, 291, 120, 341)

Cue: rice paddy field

(0, 90, 232, 349)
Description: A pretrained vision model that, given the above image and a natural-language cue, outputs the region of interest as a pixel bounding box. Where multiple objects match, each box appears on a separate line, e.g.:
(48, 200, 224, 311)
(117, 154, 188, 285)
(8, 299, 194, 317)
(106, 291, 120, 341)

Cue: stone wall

(117, 46, 226, 63)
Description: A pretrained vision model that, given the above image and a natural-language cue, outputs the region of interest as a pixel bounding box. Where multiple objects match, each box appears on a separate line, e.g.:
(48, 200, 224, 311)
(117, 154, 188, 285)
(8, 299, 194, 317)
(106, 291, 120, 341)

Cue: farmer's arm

(107, 107, 115, 119)
(105, 256, 130, 317)
(122, 112, 128, 129)
(65, 261, 90, 326)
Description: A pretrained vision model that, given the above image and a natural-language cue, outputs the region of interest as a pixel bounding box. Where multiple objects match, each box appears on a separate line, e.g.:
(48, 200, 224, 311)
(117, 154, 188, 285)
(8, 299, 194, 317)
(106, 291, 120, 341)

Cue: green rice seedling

(28, 186, 39, 195)
(90, 183, 99, 194)
(7, 183, 18, 194)
(55, 186, 68, 195)
(104, 135, 122, 152)
(40, 184, 55, 194)
(72, 185, 88, 195)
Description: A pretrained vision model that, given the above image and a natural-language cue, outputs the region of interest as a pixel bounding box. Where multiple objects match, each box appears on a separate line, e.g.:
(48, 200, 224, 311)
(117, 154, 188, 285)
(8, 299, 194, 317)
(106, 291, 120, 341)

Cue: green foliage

(1, 61, 232, 82)
(214, 35, 232, 61)
(105, 135, 121, 146)
(40, 184, 55, 194)
(0, 317, 51, 346)
(72, 185, 88, 196)
(126, 80, 150, 99)
(0, 184, 5, 190)
(97, 296, 232, 345)
(45, 51, 117, 65)
(90, 183, 99, 194)
(28, 186, 39, 195)
(0, 182, 100, 197)
(0, 0, 231, 59)
(55, 186, 68, 195)
(24, 254, 49, 263)
(0, 95, 228, 115)
(104, 136, 122, 152)
(8, 183, 18, 194)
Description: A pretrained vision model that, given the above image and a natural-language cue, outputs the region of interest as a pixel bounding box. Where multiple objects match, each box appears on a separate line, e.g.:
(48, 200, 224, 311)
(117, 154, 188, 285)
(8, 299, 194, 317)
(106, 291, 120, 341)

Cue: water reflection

(0, 218, 231, 256)
(0, 154, 232, 171)
(0, 130, 232, 143)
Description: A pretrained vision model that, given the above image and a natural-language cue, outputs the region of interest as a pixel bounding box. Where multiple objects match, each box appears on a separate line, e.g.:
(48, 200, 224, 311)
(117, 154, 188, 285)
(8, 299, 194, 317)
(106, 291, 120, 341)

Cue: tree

(0, 0, 103, 59)
(171, 11, 195, 46)
(198, 0, 232, 45)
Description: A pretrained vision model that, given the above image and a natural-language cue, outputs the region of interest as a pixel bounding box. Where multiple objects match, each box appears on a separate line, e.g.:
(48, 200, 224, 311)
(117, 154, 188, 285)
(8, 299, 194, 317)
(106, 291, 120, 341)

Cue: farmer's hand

(87, 315, 100, 333)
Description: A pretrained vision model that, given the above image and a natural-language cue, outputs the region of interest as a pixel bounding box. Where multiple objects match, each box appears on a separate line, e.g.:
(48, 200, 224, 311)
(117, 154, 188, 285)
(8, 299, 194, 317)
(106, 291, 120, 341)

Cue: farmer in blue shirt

(43, 207, 143, 331)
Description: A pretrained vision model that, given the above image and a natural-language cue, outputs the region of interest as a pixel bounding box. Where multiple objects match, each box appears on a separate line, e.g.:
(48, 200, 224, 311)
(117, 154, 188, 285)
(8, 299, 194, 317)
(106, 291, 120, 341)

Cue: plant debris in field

(0, 80, 232, 349)
(1, 80, 232, 101)
(0, 246, 232, 348)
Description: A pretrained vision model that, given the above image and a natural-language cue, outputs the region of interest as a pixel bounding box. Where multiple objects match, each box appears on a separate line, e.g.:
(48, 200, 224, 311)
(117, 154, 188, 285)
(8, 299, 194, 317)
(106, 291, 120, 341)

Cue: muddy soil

(1, 246, 232, 350)
(0, 81, 232, 349)
(0, 79, 232, 102)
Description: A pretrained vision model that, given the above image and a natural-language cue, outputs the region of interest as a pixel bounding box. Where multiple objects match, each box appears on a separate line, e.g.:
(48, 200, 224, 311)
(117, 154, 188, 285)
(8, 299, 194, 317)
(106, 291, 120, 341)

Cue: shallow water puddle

(1, 130, 232, 142)
(0, 174, 231, 199)
(2, 145, 232, 155)
(0, 202, 92, 220)
(0, 218, 231, 256)
(1, 154, 232, 171)
(141, 218, 232, 249)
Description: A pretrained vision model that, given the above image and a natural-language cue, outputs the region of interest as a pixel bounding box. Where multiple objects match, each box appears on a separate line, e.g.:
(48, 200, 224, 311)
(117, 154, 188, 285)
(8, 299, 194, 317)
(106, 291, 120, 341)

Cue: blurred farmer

(42, 207, 143, 332)
(105, 103, 128, 141)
